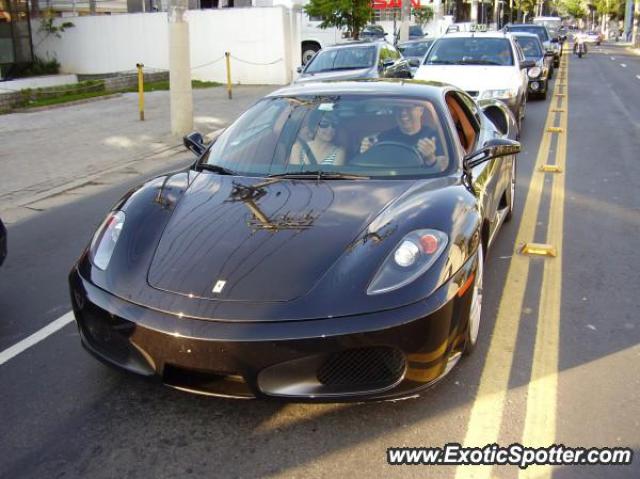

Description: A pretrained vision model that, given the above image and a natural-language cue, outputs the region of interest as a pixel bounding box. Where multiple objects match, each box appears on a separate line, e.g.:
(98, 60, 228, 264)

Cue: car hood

(147, 174, 414, 303)
(414, 65, 520, 91)
(295, 67, 374, 83)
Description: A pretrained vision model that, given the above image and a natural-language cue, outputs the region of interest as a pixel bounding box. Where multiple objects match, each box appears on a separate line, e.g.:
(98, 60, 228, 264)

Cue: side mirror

(183, 131, 206, 157)
(544, 51, 555, 57)
(550, 37, 559, 43)
(464, 138, 521, 169)
(408, 58, 421, 67)
(520, 59, 535, 69)
(382, 58, 394, 68)
(296, 66, 303, 73)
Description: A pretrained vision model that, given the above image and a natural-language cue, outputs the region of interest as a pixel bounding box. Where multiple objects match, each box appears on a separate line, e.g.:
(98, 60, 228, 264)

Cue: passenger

(359, 104, 446, 170)
(290, 112, 346, 166)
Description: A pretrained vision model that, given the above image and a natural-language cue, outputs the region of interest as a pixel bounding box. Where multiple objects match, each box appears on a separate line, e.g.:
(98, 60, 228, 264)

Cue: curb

(13, 93, 123, 113)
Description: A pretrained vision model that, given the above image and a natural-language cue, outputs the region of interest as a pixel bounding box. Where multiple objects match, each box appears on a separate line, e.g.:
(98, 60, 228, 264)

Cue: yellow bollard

(225, 52, 232, 100)
(136, 63, 145, 121)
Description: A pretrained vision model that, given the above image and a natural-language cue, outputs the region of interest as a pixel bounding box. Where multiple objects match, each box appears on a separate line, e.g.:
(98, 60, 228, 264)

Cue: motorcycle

(573, 36, 587, 58)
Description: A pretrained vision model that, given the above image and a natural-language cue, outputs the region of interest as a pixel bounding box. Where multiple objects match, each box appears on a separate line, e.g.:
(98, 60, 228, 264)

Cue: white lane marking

(611, 57, 616, 60)
(637, 75, 640, 80)
(620, 63, 627, 68)
(0, 311, 75, 366)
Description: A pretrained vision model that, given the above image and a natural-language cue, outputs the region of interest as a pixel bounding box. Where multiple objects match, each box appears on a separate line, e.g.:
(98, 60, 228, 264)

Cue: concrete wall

(34, 7, 295, 85)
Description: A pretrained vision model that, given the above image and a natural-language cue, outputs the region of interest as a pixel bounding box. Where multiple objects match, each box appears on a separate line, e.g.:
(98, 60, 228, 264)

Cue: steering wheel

(297, 138, 318, 166)
(351, 140, 424, 167)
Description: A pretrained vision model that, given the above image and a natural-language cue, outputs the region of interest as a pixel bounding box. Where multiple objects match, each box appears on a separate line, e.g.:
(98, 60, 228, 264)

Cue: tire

(505, 156, 516, 222)
(464, 244, 484, 356)
(539, 87, 547, 101)
(301, 42, 320, 65)
(578, 51, 583, 58)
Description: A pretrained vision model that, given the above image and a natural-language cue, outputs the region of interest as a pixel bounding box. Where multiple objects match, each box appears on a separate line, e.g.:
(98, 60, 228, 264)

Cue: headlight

(528, 67, 542, 78)
(90, 211, 125, 270)
(367, 229, 448, 295)
(479, 88, 518, 100)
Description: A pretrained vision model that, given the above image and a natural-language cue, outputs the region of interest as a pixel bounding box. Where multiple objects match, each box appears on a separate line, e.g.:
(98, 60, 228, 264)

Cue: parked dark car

(397, 38, 434, 74)
(0, 218, 6, 267)
(69, 80, 520, 401)
(503, 23, 561, 71)
(295, 42, 412, 83)
(513, 32, 552, 100)
(360, 24, 387, 41)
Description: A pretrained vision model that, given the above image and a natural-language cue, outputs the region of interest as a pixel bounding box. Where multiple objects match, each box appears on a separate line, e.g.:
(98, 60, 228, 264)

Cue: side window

(387, 46, 401, 60)
(379, 47, 391, 66)
(513, 42, 525, 64)
(457, 92, 482, 131)
(445, 92, 480, 154)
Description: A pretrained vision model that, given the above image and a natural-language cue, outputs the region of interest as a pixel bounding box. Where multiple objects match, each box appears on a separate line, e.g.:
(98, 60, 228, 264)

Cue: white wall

(34, 7, 295, 85)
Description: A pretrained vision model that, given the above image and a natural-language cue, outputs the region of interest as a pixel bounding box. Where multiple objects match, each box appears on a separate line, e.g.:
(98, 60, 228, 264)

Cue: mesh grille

(317, 347, 405, 388)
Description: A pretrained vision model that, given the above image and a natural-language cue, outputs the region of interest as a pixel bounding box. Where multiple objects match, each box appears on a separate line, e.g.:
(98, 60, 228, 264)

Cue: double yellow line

(455, 57, 570, 479)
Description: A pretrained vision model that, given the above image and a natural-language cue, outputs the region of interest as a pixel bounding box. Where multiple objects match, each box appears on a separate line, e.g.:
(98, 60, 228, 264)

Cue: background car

(584, 31, 603, 45)
(359, 24, 387, 41)
(69, 80, 520, 402)
(295, 41, 412, 83)
(503, 23, 561, 72)
(0, 218, 6, 267)
(414, 32, 532, 132)
(397, 38, 434, 75)
(512, 32, 552, 100)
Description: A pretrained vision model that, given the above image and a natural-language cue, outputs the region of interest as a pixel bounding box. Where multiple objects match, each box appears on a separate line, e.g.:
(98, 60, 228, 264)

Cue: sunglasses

(318, 121, 336, 129)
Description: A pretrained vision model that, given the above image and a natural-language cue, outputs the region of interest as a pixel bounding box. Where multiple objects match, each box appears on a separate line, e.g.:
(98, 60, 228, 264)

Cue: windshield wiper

(427, 60, 457, 65)
(268, 171, 369, 180)
(197, 163, 236, 175)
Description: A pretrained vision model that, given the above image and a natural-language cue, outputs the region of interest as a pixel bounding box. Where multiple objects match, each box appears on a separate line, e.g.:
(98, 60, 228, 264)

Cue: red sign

(372, 0, 423, 9)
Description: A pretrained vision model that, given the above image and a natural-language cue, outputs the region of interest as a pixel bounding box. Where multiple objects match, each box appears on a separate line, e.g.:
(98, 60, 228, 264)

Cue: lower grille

(163, 364, 254, 398)
(317, 347, 406, 388)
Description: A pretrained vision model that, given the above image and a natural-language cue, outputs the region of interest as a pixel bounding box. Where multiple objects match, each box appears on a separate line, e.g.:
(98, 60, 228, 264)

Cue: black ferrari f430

(69, 80, 520, 401)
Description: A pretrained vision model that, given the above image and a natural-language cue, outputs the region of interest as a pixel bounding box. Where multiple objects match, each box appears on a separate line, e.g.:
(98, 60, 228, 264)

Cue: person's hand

(417, 136, 437, 165)
(360, 135, 378, 153)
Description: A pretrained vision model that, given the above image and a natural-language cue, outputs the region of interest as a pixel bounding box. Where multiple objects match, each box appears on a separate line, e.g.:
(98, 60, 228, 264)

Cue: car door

(446, 91, 504, 234)
(512, 40, 529, 106)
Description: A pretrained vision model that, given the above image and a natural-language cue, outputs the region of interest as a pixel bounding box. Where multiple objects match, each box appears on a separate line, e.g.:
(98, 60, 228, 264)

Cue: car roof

(324, 41, 384, 50)
(398, 38, 433, 45)
(441, 31, 515, 40)
(268, 79, 452, 101)
(511, 32, 542, 40)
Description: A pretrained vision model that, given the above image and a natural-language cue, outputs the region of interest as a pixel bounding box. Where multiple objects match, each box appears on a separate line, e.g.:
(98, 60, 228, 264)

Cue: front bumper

(69, 256, 476, 402)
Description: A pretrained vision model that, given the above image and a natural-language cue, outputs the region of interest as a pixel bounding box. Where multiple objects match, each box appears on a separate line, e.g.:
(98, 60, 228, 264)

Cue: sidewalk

(0, 85, 278, 222)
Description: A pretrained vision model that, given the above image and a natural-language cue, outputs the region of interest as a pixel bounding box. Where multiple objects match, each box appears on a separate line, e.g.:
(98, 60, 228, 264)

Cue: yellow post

(225, 52, 232, 100)
(136, 63, 145, 121)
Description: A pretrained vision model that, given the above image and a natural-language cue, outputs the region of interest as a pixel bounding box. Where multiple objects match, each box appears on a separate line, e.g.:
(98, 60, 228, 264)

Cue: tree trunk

(30, 0, 40, 17)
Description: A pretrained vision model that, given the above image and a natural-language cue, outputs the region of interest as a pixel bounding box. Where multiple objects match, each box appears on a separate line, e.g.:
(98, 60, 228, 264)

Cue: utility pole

(624, 0, 633, 41)
(399, 0, 411, 43)
(632, 0, 640, 48)
(168, 0, 193, 137)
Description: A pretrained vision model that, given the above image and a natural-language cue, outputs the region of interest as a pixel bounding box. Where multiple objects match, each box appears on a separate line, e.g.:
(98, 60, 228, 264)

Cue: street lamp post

(168, 0, 193, 137)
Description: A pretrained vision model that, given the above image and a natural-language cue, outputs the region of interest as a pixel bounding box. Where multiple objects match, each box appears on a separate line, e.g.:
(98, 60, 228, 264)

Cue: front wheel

(301, 42, 320, 65)
(464, 244, 484, 356)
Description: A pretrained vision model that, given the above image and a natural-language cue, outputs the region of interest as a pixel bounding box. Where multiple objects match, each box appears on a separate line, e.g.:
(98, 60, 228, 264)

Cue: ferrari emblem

(212, 280, 226, 294)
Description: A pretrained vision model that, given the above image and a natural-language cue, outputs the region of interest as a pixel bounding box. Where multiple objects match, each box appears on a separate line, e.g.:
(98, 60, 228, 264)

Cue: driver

(359, 104, 446, 170)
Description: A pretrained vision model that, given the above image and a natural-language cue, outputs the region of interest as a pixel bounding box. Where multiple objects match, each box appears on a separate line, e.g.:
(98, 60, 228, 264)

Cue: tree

(304, 0, 373, 40)
(563, 0, 587, 18)
(412, 5, 434, 27)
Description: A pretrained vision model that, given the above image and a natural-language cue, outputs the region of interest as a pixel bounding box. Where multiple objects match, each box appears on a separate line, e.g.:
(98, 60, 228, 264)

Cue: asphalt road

(1, 44, 639, 479)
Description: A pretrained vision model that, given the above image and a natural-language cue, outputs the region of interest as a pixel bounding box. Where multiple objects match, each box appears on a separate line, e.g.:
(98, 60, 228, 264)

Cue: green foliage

(38, 10, 75, 39)
(563, 0, 587, 18)
(14, 55, 61, 77)
(412, 6, 434, 27)
(304, 0, 373, 40)
(594, 0, 624, 18)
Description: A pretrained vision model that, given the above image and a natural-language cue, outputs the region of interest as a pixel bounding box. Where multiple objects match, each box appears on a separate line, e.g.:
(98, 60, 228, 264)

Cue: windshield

(398, 41, 433, 58)
(515, 36, 542, 58)
(507, 25, 549, 42)
(202, 95, 452, 179)
(409, 26, 424, 36)
(305, 46, 377, 73)
(425, 37, 514, 66)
